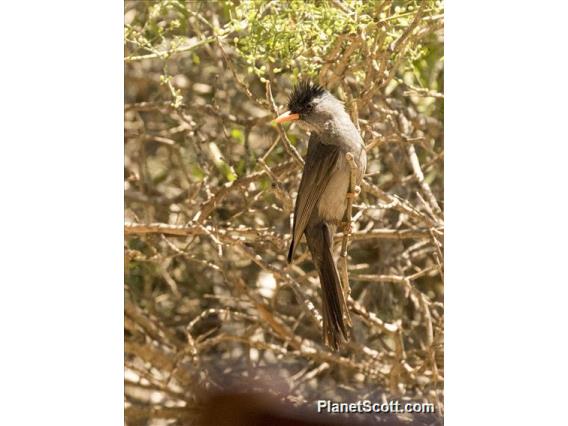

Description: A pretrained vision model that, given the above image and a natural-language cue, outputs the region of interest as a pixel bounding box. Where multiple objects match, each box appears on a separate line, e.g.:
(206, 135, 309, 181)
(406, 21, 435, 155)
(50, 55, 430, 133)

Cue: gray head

(274, 81, 350, 134)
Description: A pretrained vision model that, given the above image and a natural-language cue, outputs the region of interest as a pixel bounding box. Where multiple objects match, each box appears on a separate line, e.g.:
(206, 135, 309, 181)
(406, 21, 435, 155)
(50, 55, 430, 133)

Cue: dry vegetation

(124, 1, 444, 424)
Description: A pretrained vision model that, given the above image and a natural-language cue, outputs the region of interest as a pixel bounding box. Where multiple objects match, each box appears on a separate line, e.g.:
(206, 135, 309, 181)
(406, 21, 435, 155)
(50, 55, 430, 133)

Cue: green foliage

(227, 0, 443, 88)
(230, 127, 245, 144)
(229, 0, 357, 78)
(125, 0, 190, 49)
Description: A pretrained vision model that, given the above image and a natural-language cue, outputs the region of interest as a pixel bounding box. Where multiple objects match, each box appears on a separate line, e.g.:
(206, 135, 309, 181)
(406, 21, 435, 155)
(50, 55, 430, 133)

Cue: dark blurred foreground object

(198, 391, 440, 426)
(275, 81, 367, 350)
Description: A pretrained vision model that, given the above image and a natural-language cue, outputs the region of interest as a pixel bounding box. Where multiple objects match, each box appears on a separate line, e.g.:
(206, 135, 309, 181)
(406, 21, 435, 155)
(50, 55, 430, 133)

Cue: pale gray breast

(316, 154, 351, 223)
(315, 143, 366, 223)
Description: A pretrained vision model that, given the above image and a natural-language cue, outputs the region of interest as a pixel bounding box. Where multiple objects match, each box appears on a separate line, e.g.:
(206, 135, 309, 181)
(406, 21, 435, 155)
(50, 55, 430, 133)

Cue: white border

(0, 2, 123, 425)
(1, 1, 567, 425)
(446, 1, 568, 424)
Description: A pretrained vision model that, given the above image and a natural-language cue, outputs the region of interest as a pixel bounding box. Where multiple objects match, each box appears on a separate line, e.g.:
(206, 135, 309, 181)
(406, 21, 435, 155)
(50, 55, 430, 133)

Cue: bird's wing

(288, 134, 340, 262)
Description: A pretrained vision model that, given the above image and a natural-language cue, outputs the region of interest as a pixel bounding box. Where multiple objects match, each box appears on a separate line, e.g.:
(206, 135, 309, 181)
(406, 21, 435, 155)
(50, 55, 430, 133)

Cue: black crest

(288, 81, 325, 114)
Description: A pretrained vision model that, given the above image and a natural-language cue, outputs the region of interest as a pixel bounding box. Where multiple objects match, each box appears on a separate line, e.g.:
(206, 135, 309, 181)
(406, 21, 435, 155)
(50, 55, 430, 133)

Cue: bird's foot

(345, 185, 361, 200)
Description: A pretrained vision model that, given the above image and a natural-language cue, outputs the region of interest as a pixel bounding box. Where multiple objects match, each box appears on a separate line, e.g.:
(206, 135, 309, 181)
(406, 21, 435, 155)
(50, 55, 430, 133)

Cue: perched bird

(275, 81, 367, 350)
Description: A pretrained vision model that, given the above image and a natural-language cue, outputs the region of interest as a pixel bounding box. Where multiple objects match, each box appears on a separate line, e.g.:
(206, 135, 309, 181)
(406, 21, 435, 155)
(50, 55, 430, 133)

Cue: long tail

(307, 222, 350, 350)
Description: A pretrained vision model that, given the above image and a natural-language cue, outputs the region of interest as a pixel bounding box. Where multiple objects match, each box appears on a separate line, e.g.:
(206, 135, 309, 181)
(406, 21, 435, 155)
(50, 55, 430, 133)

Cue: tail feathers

(319, 223, 350, 350)
(287, 239, 294, 263)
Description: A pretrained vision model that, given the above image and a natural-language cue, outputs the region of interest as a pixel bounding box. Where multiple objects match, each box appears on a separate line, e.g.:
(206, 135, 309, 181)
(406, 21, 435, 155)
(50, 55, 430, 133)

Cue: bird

(275, 81, 367, 350)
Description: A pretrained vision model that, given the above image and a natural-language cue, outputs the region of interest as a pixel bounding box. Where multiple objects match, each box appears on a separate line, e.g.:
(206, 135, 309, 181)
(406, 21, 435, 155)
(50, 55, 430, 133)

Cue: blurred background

(124, 1, 444, 424)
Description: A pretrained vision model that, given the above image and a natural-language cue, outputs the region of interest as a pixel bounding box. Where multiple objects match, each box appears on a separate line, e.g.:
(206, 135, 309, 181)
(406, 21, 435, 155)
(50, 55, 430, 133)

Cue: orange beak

(274, 110, 300, 124)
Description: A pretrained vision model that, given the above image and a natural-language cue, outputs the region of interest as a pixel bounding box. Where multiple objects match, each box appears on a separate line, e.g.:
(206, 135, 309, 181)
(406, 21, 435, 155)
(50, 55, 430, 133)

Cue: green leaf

(230, 128, 245, 144)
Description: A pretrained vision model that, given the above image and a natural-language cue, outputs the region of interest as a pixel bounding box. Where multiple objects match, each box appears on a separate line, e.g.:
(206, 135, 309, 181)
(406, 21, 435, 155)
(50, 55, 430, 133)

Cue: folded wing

(288, 134, 340, 262)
